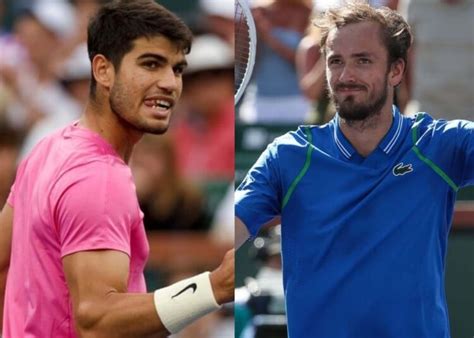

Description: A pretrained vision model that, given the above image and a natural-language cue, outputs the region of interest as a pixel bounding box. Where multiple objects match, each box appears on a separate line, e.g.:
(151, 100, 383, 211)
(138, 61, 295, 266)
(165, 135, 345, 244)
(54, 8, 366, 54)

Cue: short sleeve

(6, 183, 15, 207)
(53, 161, 141, 258)
(235, 141, 282, 237)
(455, 120, 474, 187)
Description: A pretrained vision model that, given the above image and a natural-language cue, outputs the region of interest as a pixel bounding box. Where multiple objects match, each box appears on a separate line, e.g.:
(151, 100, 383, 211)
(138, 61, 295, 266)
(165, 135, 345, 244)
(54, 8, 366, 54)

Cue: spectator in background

(171, 34, 234, 182)
(199, 0, 234, 48)
(0, 0, 5, 32)
(239, 0, 312, 124)
(0, 123, 23, 206)
(0, 1, 77, 130)
(131, 134, 210, 232)
(19, 42, 90, 159)
(68, 0, 106, 46)
(398, 0, 473, 120)
(237, 226, 285, 338)
(296, 23, 332, 124)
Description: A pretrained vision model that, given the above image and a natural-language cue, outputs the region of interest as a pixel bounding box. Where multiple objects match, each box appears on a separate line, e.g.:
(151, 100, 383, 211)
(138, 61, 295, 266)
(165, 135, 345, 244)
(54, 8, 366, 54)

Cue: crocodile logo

(393, 162, 413, 176)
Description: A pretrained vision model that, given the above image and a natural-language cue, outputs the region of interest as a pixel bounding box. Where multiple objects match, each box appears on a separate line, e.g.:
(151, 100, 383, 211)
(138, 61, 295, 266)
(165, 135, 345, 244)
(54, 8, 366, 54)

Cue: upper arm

(235, 216, 281, 249)
(62, 250, 130, 331)
(235, 142, 282, 237)
(53, 162, 140, 257)
(0, 204, 13, 271)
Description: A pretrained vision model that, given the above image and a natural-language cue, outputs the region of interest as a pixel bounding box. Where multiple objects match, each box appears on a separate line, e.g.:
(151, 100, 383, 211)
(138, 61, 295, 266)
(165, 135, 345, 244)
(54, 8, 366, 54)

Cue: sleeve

(6, 183, 15, 207)
(52, 161, 141, 258)
(235, 141, 282, 237)
(455, 120, 474, 187)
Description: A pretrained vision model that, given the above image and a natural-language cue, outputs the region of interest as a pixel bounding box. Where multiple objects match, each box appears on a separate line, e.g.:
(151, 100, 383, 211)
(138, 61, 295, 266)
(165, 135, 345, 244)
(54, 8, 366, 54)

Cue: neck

(339, 103, 394, 158)
(79, 98, 143, 163)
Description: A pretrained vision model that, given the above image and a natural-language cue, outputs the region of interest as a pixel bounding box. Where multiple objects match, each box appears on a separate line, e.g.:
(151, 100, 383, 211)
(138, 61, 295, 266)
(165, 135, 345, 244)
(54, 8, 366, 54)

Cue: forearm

(74, 269, 229, 338)
(65, 246, 233, 338)
(75, 292, 168, 338)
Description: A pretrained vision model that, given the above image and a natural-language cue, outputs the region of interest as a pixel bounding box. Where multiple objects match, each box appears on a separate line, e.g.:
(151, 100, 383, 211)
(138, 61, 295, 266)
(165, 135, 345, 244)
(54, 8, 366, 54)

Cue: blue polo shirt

(235, 107, 474, 338)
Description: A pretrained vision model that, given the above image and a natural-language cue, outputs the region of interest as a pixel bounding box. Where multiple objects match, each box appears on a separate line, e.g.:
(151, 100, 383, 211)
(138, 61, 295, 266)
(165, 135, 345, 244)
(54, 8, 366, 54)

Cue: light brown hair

(315, 1, 412, 67)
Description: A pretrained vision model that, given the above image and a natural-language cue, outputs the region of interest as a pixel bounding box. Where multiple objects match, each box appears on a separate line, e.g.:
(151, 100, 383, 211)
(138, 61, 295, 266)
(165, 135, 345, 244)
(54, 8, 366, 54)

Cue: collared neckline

(333, 105, 404, 160)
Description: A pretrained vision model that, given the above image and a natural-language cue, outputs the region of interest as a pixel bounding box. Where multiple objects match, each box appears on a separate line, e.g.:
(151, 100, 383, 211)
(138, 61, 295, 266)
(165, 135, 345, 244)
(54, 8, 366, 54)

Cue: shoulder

(53, 159, 140, 230)
(272, 123, 333, 150)
(57, 159, 133, 197)
(410, 112, 473, 144)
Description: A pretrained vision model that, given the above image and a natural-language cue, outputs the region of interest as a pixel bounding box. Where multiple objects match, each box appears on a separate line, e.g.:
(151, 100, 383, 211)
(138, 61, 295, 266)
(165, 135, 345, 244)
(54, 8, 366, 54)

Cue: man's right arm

(235, 216, 281, 249)
(235, 140, 283, 250)
(63, 248, 234, 338)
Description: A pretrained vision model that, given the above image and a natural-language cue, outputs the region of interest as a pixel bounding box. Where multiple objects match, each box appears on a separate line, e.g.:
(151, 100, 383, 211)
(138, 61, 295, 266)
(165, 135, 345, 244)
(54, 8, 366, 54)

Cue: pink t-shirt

(3, 123, 149, 337)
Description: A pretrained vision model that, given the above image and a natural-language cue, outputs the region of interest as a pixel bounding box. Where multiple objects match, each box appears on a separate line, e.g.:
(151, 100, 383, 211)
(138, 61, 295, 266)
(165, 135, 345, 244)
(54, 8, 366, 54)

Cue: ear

(91, 54, 115, 92)
(389, 58, 405, 87)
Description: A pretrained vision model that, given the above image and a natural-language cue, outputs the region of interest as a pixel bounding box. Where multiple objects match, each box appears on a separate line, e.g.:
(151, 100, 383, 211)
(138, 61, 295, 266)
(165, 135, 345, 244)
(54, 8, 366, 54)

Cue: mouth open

(143, 98, 174, 118)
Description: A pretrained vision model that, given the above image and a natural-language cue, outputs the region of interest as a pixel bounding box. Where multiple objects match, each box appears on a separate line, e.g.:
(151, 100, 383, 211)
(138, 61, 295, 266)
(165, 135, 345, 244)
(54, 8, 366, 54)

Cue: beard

(329, 77, 388, 123)
(109, 80, 169, 135)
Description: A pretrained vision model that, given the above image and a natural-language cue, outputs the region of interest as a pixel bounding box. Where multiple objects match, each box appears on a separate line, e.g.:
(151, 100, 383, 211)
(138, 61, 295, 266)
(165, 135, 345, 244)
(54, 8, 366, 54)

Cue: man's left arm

(0, 203, 13, 332)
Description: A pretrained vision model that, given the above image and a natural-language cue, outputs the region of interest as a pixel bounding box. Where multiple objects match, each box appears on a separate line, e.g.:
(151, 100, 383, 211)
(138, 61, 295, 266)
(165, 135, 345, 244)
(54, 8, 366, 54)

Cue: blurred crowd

(0, 0, 234, 337)
(236, 1, 473, 337)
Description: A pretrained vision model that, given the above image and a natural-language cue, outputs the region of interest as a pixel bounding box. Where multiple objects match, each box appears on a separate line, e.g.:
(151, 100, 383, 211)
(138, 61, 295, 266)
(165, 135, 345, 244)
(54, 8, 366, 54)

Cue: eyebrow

(327, 52, 375, 60)
(351, 52, 375, 58)
(137, 53, 188, 68)
(327, 52, 376, 61)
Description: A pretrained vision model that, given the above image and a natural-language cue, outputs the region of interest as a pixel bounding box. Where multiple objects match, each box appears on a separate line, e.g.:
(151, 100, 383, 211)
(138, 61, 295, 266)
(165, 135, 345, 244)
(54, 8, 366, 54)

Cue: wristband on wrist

(153, 271, 221, 334)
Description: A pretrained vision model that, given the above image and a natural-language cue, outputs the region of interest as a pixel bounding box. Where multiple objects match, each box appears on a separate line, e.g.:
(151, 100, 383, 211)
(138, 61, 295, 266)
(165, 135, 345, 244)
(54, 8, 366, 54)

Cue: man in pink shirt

(0, 1, 234, 337)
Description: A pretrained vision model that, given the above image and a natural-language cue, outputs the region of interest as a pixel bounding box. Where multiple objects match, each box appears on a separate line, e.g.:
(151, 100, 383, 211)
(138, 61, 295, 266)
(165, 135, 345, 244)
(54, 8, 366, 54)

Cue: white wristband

(153, 271, 221, 334)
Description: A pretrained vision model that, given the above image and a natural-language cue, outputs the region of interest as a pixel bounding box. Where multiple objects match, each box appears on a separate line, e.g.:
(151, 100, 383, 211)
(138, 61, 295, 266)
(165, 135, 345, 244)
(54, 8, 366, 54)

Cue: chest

(280, 144, 453, 239)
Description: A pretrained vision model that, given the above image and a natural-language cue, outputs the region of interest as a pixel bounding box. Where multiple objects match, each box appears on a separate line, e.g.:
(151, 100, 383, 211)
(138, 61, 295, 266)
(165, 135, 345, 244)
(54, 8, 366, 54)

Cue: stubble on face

(105, 36, 185, 137)
(328, 74, 389, 125)
(325, 21, 394, 126)
(109, 78, 169, 135)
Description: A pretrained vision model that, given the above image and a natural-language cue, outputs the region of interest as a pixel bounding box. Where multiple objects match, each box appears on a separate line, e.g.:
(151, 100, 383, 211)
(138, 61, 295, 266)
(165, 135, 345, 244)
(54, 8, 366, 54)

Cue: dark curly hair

(87, 0, 193, 96)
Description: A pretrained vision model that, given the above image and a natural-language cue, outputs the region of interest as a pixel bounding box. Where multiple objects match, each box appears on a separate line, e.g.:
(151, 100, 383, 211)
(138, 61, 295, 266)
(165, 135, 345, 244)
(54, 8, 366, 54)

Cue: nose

(157, 66, 179, 93)
(338, 65, 356, 83)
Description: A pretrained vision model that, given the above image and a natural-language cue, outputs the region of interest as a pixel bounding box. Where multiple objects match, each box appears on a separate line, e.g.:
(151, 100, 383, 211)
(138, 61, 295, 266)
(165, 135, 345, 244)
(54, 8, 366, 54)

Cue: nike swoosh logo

(171, 283, 197, 299)
(393, 162, 413, 176)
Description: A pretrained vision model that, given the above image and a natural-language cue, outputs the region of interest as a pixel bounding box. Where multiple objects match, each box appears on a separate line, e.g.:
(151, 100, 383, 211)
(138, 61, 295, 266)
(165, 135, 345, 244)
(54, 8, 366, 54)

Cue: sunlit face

(109, 36, 187, 135)
(325, 21, 393, 122)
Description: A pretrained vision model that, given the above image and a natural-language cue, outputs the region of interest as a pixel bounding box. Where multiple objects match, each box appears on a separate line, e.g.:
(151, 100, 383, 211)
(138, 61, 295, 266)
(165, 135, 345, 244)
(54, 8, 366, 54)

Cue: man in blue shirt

(235, 3, 474, 338)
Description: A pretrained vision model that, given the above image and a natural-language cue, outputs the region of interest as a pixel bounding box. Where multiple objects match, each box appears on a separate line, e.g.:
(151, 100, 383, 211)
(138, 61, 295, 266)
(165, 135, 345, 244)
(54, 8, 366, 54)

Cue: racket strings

(235, 4, 251, 96)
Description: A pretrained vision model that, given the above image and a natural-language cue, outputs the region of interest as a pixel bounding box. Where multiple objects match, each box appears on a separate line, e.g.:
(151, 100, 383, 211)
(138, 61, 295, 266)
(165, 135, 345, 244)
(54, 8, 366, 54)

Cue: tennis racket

(235, 0, 257, 105)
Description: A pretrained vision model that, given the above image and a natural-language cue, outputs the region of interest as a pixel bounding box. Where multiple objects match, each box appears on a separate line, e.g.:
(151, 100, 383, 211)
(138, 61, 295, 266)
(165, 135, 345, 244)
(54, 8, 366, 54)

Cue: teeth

(154, 100, 171, 109)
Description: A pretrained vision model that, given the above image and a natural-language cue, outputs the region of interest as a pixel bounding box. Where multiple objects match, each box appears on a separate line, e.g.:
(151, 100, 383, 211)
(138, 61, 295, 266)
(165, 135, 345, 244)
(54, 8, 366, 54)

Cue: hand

(209, 249, 234, 305)
(252, 7, 273, 41)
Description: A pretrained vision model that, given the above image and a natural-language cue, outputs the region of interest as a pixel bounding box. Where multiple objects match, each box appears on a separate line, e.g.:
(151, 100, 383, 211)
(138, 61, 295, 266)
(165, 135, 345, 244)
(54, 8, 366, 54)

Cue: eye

(358, 58, 371, 64)
(173, 65, 186, 75)
(144, 61, 159, 69)
(329, 58, 342, 66)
